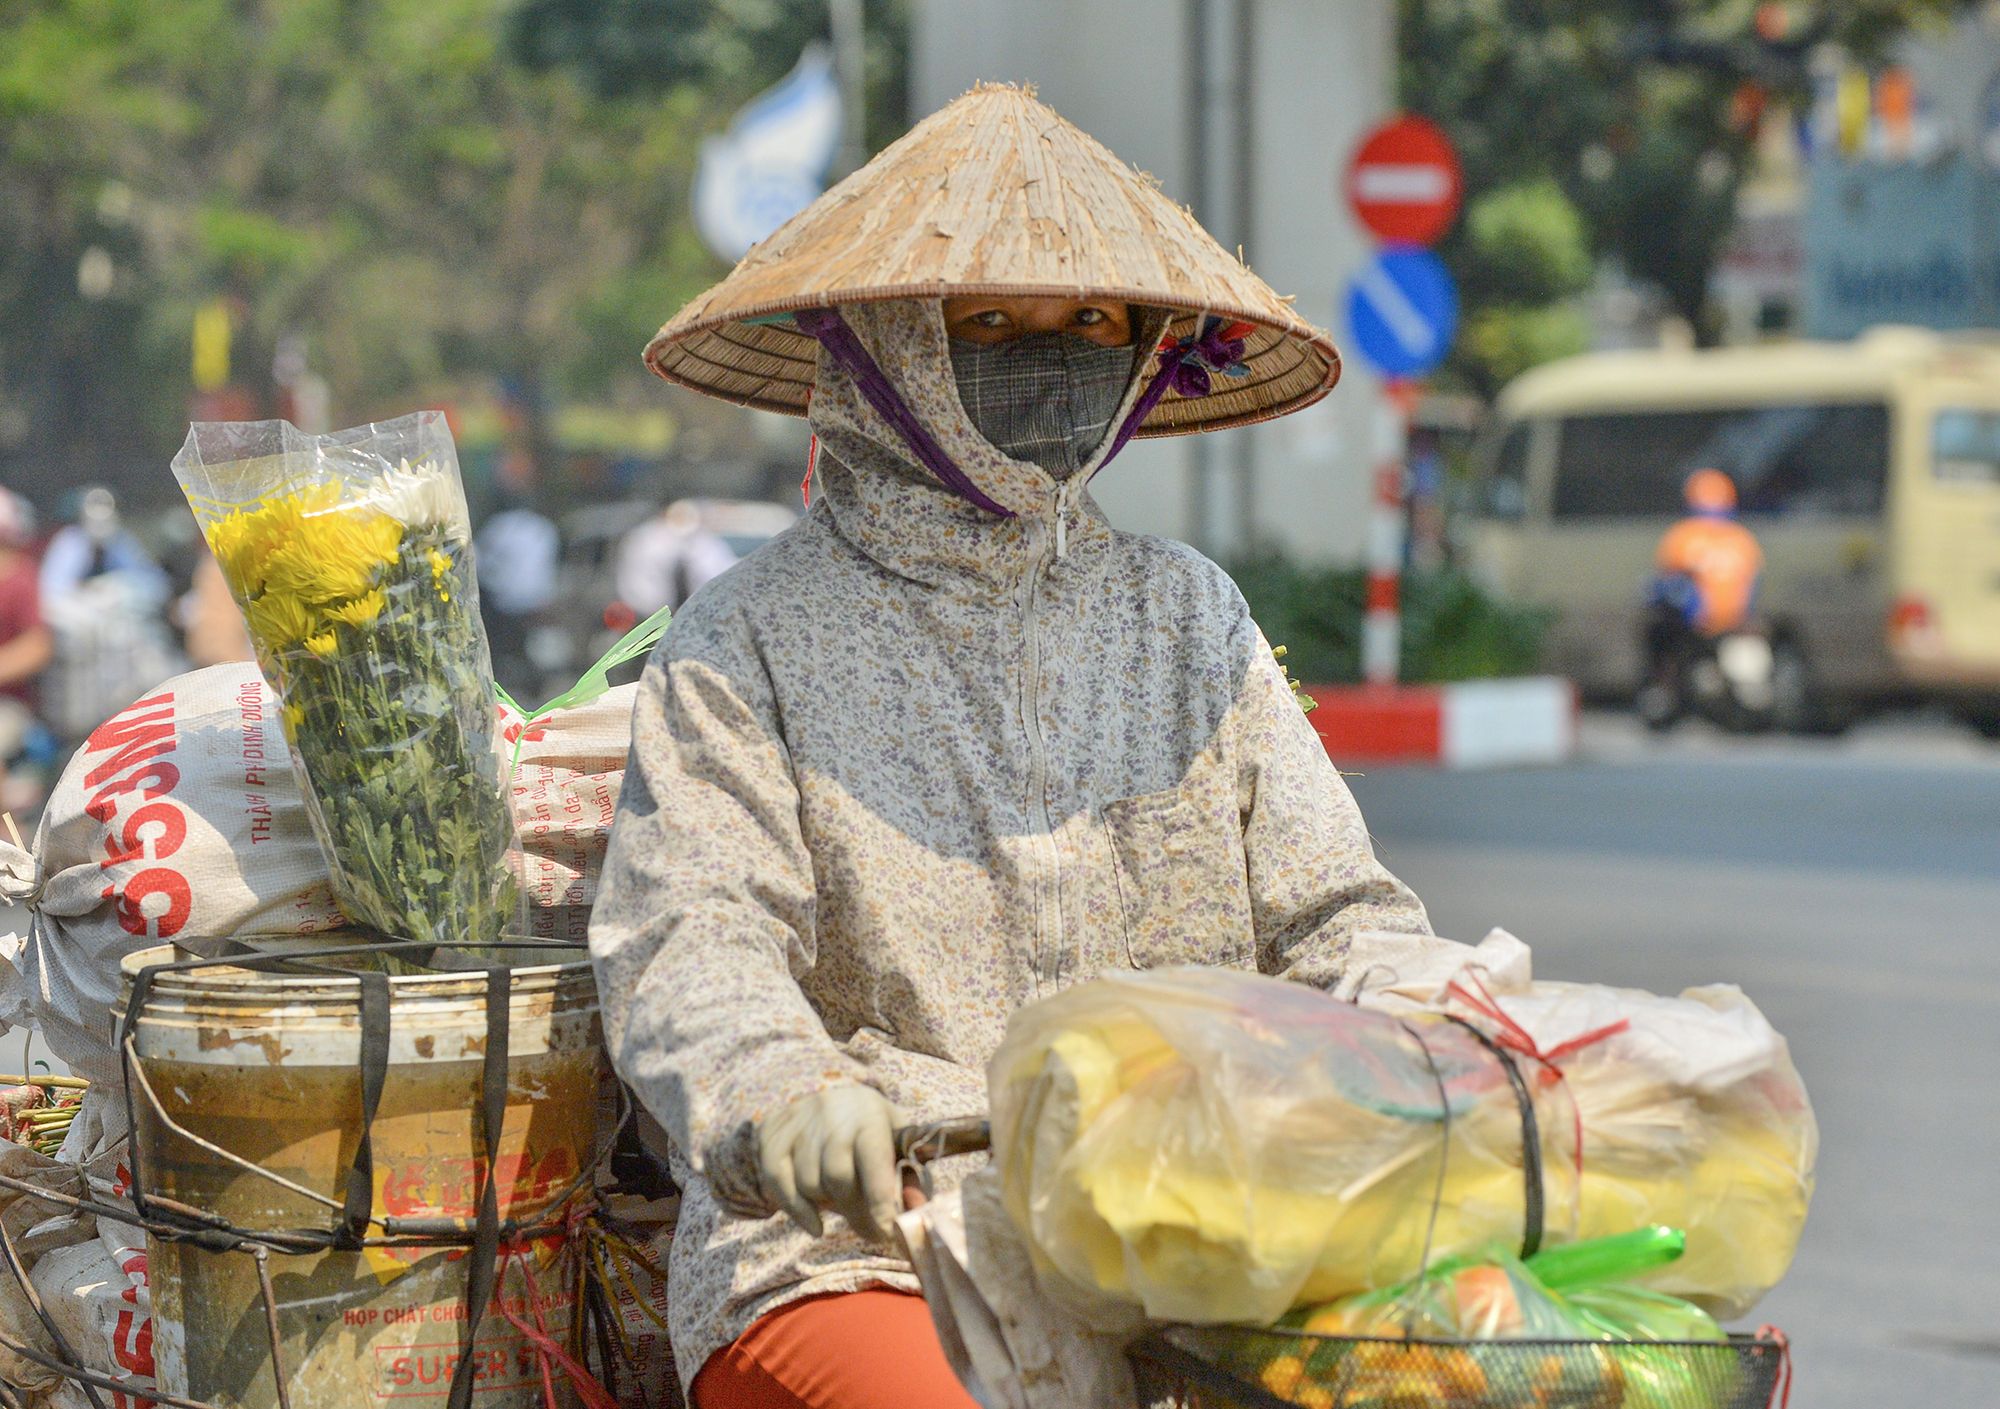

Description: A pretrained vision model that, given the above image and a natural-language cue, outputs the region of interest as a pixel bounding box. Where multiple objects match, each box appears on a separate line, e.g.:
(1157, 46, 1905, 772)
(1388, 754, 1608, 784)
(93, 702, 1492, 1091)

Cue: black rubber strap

(337, 970, 390, 1249)
(447, 965, 511, 1409)
(581, 1269, 623, 1406)
(1446, 1016, 1545, 1258)
(116, 960, 165, 1224)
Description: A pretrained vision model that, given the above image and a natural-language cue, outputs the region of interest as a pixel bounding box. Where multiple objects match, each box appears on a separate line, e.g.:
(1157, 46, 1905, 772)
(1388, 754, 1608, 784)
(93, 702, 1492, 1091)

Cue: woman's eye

(1074, 308, 1105, 325)
(972, 310, 1008, 327)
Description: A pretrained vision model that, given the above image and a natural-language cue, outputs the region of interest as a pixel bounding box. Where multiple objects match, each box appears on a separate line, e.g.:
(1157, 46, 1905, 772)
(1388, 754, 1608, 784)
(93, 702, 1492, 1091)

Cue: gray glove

(757, 1084, 905, 1243)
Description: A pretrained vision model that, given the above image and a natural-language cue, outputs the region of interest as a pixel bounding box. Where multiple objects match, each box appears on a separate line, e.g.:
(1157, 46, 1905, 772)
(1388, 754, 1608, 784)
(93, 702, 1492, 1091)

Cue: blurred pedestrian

(0, 490, 54, 813)
(475, 496, 560, 700)
(614, 499, 737, 617)
(176, 548, 254, 667)
(39, 487, 168, 604)
(38, 486, 182, 742)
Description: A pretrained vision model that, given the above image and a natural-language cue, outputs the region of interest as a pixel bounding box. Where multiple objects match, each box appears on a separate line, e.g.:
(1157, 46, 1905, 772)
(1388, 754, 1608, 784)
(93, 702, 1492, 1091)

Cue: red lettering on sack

(113, 1308, 154, 1377)
(84, 761, 180, 825)
(83, 699, 177, 789)
(103, 869, 192, 938)
(102, 802, 187, 868)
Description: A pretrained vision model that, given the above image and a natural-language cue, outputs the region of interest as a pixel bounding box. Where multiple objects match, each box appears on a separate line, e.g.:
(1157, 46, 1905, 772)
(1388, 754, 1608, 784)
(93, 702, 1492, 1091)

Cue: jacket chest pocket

(1103, 787, 1254, 968)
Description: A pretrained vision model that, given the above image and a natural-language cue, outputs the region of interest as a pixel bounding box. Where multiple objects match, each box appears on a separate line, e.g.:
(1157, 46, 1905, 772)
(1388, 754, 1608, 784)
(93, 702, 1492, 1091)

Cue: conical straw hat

(646, 84, 1340, 436)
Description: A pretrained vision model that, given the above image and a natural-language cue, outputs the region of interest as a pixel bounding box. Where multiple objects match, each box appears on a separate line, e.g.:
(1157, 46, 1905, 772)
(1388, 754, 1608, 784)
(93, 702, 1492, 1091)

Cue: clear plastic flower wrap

(171, 413, 519, 946)
(985, 963, 1815, 1329)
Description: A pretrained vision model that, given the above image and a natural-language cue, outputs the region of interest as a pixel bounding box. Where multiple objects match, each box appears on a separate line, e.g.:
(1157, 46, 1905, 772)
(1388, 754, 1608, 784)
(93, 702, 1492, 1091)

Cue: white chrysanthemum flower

(352, 458, 472, 540)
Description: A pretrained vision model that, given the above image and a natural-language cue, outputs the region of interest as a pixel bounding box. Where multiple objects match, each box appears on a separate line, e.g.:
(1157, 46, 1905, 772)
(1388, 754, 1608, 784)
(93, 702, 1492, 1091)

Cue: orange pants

(690, 1289, 981, 1409)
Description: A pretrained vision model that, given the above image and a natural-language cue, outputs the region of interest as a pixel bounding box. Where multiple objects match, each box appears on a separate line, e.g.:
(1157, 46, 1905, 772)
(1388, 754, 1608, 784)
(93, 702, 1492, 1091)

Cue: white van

(1466, 327, 2000, 732)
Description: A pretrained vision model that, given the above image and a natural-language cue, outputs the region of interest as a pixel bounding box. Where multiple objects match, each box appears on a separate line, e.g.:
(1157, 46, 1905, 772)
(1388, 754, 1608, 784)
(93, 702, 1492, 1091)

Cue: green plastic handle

(1524, 1225, 1686, 1291)
(493, 603, 673, 776)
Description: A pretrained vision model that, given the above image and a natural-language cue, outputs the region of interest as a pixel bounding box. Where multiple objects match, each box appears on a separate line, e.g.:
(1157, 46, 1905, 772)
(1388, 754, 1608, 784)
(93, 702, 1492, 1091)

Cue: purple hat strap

(1100, 347, 1188, 467)
(794, 306, 1016, 518)
(1102, 315, 1256, 465)
(792, 307, 1254, 516)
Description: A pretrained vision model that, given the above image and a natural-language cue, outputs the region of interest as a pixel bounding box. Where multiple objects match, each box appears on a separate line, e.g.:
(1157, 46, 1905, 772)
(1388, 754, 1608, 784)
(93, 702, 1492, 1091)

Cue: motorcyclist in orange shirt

(1654, 469, 1762, 634)
(1639, 469, 1771, 730)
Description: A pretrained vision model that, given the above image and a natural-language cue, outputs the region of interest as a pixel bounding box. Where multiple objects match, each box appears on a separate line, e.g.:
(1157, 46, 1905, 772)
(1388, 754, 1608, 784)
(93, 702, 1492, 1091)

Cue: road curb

(1305, 677, 1578, 769)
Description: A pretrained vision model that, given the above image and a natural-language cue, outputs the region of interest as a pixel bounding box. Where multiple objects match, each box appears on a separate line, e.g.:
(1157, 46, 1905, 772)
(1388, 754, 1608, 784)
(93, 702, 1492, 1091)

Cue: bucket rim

(117, 941, 595, 997)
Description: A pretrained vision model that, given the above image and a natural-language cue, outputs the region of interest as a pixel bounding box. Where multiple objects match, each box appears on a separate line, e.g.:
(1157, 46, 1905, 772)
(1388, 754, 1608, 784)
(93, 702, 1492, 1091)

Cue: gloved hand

(757, 1084, 906, 1243)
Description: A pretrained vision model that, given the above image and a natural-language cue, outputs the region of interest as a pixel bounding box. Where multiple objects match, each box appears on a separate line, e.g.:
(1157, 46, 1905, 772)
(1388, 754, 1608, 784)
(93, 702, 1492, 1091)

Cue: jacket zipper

(1020, 504, 1065, 990)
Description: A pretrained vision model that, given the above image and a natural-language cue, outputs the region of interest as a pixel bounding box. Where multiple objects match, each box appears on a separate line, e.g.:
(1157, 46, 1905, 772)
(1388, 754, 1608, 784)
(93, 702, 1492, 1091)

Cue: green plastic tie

(1523, 1225, 1686, 1291)
(493, 603, 673, 777)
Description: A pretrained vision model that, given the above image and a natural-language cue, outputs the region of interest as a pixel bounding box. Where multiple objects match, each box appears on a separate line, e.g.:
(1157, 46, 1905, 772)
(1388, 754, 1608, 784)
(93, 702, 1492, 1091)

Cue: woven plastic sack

(987, 963, 1814, 1327)
(0, 1126, 152, 1409)
(0, 666, 346, 1083)
(498, 685, 638, 945)
(0, 662, 638, 1084)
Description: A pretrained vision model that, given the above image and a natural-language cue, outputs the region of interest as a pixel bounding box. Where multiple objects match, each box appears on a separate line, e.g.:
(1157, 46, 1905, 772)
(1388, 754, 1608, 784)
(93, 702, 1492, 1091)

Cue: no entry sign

(1346, 115, 1462, 247)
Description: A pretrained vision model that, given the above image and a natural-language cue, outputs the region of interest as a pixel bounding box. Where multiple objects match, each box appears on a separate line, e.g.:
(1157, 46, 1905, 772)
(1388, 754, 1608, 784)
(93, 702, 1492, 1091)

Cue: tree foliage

(509, 0, 909, 153)
(0, 0, 889, 512)
(1401, 0, 1960, 395)
(1230, 553, 1553, 685)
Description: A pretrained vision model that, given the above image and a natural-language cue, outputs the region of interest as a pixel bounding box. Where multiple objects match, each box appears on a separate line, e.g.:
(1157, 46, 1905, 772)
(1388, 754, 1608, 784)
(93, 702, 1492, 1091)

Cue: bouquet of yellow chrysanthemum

(172, 412, 519, 947)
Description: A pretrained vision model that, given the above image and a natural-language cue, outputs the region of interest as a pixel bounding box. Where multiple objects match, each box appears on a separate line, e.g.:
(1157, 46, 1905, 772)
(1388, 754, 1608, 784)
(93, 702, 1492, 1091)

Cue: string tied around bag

(1443, 971, 1629, 1184)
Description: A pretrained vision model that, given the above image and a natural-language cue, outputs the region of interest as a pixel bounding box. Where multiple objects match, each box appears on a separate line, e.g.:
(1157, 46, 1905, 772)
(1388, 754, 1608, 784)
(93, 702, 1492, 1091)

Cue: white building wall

(912, 0, 1394, 564)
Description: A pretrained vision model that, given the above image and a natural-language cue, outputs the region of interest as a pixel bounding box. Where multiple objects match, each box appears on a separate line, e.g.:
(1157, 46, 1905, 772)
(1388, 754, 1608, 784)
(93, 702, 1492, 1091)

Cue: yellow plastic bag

(987, 965, 1814, 1327)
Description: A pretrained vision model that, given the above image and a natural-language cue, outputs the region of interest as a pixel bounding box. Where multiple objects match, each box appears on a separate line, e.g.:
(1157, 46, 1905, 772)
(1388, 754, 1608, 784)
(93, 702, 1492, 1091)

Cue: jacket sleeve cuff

(694, 1041, 877, 1217)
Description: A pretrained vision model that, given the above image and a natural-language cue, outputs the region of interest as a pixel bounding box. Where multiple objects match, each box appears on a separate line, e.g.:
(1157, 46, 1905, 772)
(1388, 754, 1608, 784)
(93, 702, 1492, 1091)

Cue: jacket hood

(804, 299, 1167, 587)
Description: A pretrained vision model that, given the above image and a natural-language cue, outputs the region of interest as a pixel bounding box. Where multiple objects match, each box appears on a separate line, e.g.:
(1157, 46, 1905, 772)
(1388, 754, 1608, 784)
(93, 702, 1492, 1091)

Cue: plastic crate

(1128, 1325, 1789, 1409)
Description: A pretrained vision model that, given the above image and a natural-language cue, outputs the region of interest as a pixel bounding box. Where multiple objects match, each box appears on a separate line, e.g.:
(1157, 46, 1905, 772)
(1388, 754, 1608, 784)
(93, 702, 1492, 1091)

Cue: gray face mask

(948, 333, 1139, 481)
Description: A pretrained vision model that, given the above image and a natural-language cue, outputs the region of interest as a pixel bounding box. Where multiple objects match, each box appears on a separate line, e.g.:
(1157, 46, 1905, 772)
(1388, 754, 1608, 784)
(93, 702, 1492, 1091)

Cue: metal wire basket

(1128, 1324, 1791, 1409)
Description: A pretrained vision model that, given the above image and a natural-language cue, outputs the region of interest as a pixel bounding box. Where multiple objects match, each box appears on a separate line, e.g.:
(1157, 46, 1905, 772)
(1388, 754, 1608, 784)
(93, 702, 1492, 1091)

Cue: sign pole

(1343, 114, 1458, 688)
(1362, 379, 1416, 686)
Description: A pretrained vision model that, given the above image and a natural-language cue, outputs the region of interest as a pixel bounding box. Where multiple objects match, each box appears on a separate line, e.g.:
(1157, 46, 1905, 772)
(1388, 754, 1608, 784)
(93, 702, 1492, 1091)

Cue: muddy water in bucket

(116, 943, 603, 1409)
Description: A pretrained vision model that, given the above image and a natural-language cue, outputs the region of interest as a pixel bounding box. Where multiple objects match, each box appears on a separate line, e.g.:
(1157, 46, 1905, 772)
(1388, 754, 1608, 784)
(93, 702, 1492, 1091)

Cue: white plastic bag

(41, 573, 184, 743)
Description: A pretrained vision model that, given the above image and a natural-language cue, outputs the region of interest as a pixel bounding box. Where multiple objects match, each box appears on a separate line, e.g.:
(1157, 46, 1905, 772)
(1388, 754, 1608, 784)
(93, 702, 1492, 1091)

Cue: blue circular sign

(1345, 247, 1459, 378)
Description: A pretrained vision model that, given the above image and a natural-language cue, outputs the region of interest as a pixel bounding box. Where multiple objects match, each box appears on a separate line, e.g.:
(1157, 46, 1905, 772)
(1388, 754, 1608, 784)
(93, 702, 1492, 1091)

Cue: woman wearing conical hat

(591, 86, 1433, 1407)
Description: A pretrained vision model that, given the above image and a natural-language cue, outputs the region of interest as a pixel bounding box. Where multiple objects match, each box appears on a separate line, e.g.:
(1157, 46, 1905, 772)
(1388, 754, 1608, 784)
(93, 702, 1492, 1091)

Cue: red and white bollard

(1362, 380, 1416, 686)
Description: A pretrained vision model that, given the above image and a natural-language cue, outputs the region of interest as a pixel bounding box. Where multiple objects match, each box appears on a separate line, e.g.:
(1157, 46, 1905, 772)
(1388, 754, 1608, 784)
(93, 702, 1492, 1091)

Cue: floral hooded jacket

(588, 299, 1432, 1387)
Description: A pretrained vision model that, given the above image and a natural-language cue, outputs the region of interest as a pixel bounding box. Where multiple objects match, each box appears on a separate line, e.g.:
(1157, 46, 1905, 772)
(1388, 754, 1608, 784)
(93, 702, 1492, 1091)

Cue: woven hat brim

(645, 290, 1338, 437)
(644, 85, 1342, 436)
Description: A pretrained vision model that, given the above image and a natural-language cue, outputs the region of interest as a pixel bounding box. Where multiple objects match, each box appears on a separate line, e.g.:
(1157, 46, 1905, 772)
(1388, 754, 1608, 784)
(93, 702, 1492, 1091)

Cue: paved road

(1343, 715, 2000, 1409)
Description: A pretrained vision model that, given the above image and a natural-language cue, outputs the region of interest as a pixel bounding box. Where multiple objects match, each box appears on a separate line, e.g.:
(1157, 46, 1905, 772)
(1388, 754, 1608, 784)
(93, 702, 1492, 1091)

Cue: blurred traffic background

(2, 2, 1999, 1403)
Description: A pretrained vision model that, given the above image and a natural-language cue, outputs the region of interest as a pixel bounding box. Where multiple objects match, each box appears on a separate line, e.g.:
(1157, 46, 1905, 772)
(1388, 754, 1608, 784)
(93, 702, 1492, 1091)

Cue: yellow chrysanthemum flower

(263, 510, 400, 605)
(428, 547, 452, 602)
(204, 487, 400, 604)
(327, 590, 387, 628)
(247, 591, 315, 648)
(304, 630, 339, 658)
